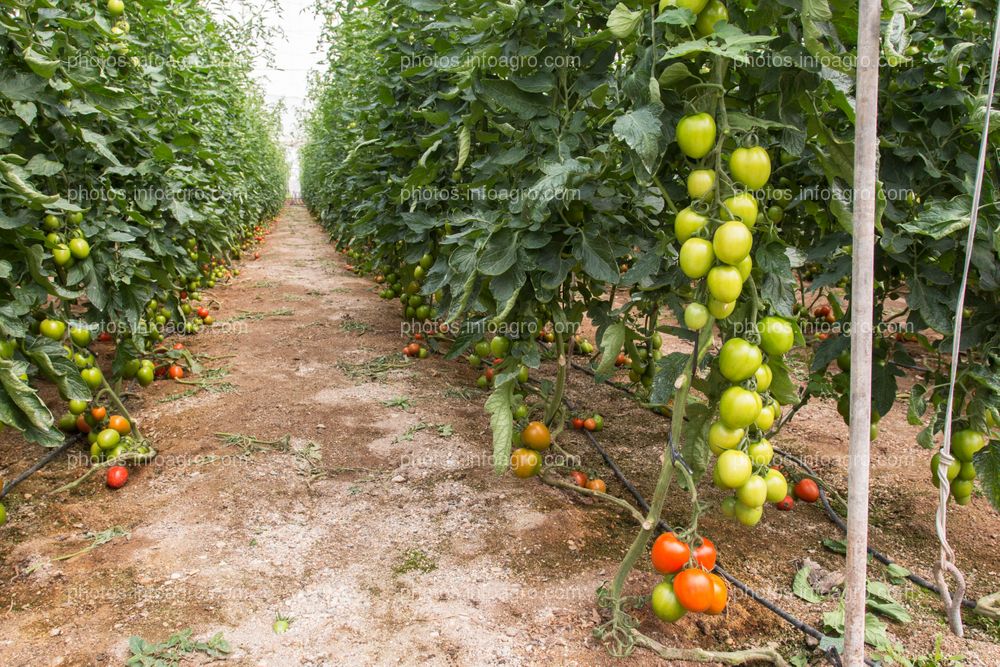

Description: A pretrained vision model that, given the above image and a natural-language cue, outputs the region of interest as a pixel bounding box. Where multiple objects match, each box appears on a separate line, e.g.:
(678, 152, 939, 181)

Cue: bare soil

(1, 206, 998, 667)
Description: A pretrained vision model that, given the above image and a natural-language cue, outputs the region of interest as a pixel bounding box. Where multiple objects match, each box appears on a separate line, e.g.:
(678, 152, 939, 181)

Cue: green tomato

(518, 366, 529, 383)
(715, 449, 753, 488)
(736, 255, 753, 281)
(747, 438, 774, 466)
(108, 0, 125, 16)
(707, 298, 735, 320)
(514, 404, 529, 420)
(722, 193, 759, 228)
(474, 341, 491, 359)
(593, 414, 604, 431)
(137, 366, 155, 387)
(754, 405, 775, 430)
(950, 479, 974, 500)
(490, 336, 511, 358)
(675, 113, 717, 159)
(40, 319, 67, 341)
(419, 253, 434, 270)
(68, 211, 84, 225)
(674, 207, 708, 243)
(734, 500, 763, 526)
(43, 214, 61, 231)
(708, 421, 744, 455)
(695, 0, 729, 36)
(951, 429, 986, 463)
(736, 475, 768, 508)
(650, 580, 688, 622)
(707, 266, 743, 303)
(753, 363, 772, 392)
(686, 169, 716, 199)
(70, 327, 92, 347)
(97, 428, 121, 451)
(467, 354, 481, 367)
(713, 221, 752, 266)
(718, 338, 762, 382)
(81, 367, 104, 390)
(719, 386, 760, 429)
(765, 469, 788, 503)
(930, 452, 961, 487)
(57, 413, 78, 431)
(720, 496, 737, 518)
(123, 359, 142, 378)
(0, 339, 16, 359)
(69, 238, 91, 260)
(758, 317, 795, 356)
(679, 238, 715, 279)
(53, 244, 72, 267)
(684, 303, 709, 330)
(958, 461, 977, 481)
(729, 146, 772, 189)
(68, 399, 89, 415)
(659, 0, 708, 12)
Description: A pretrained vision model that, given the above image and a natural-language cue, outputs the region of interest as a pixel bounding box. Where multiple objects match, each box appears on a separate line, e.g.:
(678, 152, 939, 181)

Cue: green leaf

(485, 378, 515, 475)
(23, 47, 60, 79)
(649, 352, 689, 407)
(607, 3, 643, 39)
(476, 79, 549, 119)
(899, 196, 971, 240)
(765, 357, 800, 406)
(22, 338, 92, 403)
(80, 128, 121, 166)
(885, 563, 911, 584)
(681, 402, 712, 481)
(594, 322, 626, 383)
(973, 443, 1000, 512)
(822, 538, 847, 554)
(907, 383, 927, 426)
(866, 581, 912, 623)
(0, 360, 54, 432)
(613, 106, 662, 174)
(13, 101, 36, 126)
(793, 565, 824, 603)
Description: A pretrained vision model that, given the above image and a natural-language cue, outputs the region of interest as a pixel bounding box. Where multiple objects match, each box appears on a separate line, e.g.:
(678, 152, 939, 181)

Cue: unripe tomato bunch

(658, 0, 730, 38)
(931, 429, 987, 505)
(710, 321, 795, 527)
(376, 254, 439, 324)
(668, 107, 801, 528)
(649, 532, 727, 621)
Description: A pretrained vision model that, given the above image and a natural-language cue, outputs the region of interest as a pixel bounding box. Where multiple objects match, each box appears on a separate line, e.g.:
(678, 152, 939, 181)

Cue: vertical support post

(843, 0, 881, 664)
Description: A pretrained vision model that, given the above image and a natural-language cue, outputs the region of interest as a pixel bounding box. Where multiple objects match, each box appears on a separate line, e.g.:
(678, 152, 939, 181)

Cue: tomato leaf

(485, 378, 515, 475)
(612, 106, 662, 174)
(765, 357, 800, 406)
(594, 322, 626, 383)
(866, 581, 911, 623)
(649, 352, 689, 407)
(792, 565, 824, 603)
(973, 443, 1000, 512)
(680, 402, 712, 481)
(607, 4, 643, 39)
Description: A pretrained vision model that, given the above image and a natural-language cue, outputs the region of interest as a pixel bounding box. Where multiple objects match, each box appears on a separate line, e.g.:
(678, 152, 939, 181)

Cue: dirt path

(2, 206, 999, 666)
(0, 207, 642, 666)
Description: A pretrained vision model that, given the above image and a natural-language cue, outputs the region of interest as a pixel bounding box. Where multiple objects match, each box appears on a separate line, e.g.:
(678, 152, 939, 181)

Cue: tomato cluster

(649, 533, 727, 621)
(931, 430, 987, 505)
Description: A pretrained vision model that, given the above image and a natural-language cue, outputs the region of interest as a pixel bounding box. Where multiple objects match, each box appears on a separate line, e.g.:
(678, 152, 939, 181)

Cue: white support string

(934, 0, 1000, 637)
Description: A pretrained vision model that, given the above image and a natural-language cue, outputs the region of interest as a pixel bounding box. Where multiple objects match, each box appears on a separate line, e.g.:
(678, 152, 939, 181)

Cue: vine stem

(544, 328, 568, 427)
(97, 376, 145, 441)
(633, 631, 790, 667)
(604, 320, 715, 635)
(540, 471, 646, 524)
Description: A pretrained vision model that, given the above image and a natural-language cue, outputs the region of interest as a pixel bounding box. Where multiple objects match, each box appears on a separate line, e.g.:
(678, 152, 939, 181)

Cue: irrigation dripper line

(772, 447, 977, 611)
(565, 354, 982, 611)
(1, 434, 85, 501)
(561, 394, 859, 667)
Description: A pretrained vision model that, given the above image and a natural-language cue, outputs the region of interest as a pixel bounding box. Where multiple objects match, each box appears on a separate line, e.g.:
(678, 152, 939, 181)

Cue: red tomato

(76, 415, 92, 433)
(673, 568, 714, 613)
(583, 418, 597, 431)
(650, 533, 690, 574)
(91, 406, 107, 421)
(693, 537, 717, 570)
(484, 367, 494, 382)
(585, 478, 606, 493)
(571, 417, 584, 430)
(106, 466, 128, 489)
(570, 470, 588, 487)
(97, 332, 114, 343)
(705, 573, 728, 615)
(197, 307, 210, 319)
(794, 478, 820, 503)
(776, 495, 794, 511)
(167, 364, 184, 380)
(813, 305, 831, 319)
(173, 343, 185, 350)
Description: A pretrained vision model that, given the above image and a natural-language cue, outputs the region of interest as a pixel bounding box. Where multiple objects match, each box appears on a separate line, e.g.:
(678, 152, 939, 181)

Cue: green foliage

(0, 0, 287, 446)
(127, 629, 231, 667)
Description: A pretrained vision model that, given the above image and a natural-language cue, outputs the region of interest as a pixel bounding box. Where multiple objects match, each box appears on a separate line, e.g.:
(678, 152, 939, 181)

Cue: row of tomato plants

(0, 0, 287, 521)
(302, 0, 999, 652)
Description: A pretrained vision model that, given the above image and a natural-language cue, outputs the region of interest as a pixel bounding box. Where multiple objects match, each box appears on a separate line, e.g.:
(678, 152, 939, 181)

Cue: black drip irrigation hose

(561, 395, 861, 667)
(568, 354, 980, 611)
(1, 434, 84, 501)
(773, 447, 977, 611)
